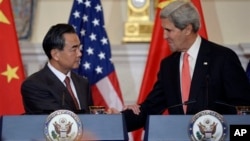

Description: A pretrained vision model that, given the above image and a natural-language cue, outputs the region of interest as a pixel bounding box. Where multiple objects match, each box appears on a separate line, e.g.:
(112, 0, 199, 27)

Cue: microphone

(214, 101, 236, 108)
(168, 100, 196, 109)
(161, 100, 196, 113)
(214, 101, 240, 114)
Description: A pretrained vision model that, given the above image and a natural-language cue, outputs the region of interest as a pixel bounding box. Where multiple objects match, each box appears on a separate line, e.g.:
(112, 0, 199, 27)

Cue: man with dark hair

(21, 23, 93, 114)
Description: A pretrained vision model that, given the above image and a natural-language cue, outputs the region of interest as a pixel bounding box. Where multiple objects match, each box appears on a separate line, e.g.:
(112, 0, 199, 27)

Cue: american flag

(68, 0, 124, 110)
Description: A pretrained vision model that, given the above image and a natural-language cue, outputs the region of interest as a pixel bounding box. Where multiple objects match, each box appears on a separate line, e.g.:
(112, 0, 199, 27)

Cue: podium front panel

(144, 115, 191, 141)
(1, 114, 128, 141)
(144, 115, 250, 141)
(80, 114, 128, 140)
(1, 115, 47, 141)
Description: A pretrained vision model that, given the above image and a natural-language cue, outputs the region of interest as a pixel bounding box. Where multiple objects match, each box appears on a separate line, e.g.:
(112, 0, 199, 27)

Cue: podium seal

(44, 110, 83, 141)
(189, 110, 227, 141)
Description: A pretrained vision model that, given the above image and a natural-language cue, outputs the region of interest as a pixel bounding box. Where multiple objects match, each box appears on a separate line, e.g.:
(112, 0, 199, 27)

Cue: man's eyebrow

(163, 27, 171, 31)
(69, 44, 80, 48)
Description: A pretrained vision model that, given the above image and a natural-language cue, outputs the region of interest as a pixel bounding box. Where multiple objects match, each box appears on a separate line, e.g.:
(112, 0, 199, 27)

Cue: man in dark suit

(21, 24, 93, 114)
(118, 1, 250, 132)
(246, 60, 250, 83)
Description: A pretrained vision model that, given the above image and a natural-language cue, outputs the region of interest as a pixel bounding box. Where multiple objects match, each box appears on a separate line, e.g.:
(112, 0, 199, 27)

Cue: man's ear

(184, 24, 192, 35)
(51, 49, 60, 61)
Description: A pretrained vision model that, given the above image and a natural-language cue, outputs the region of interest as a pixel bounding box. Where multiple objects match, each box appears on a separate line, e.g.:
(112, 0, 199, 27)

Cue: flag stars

(82, 14, 88, 22)
(83, 61, 91, 70)
(0, 5, 10, 24)
(109, 58, 114, 64)
(76, 0, 83, 4)
(1, 64, 19, 83)
(72, 25, 77, 31)
(92, 18, 100, 26)
(95, 4, 102, 12)
(80, 28, 86, 36)
(86, 47, 94, 55)
(98, 52, 105, 60)
(84, 0, 91, 8)
(95, 66, 103, 74)
(101, 37, 108, 45)
(80, 44, 83, 50)
(69, 0, 116, 83)
(89, 33, 97, 41)
(73, 10, 81, 19)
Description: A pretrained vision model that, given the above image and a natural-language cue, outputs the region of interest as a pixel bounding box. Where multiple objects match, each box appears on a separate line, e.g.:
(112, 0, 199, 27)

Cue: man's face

(161, 18, 188, 52)
(55, 33, 82, 73)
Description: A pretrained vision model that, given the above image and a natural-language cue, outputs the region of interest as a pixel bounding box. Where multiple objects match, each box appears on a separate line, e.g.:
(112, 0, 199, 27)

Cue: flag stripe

(91, 85, 109, 108)
(96, 74, 123, 110)
(108, 72, 124, 103)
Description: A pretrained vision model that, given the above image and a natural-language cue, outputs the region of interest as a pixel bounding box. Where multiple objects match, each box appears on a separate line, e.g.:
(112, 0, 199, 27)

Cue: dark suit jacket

(21, 65, 93, 114)
(123, 38, 250, 131)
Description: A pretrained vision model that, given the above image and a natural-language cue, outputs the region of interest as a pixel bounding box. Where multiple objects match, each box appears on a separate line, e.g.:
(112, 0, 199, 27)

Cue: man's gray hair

(160, 1, 200, 33)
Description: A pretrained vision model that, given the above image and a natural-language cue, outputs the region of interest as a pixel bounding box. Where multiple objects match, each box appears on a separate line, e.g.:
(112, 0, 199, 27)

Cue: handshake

(89, 104, 141, 115)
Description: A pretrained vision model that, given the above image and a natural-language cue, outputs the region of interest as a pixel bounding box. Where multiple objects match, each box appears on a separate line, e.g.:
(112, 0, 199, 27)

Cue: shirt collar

(186, 35, 201, 59)
(47, 62, 71, 82)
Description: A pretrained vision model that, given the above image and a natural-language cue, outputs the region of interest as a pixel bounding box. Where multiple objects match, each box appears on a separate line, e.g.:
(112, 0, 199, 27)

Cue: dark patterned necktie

(64, 76, 80, 110)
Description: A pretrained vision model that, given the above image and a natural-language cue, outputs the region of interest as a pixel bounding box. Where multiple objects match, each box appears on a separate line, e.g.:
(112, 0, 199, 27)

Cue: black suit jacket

(21, 65, 93, 114)
(123, 38, 250, 131)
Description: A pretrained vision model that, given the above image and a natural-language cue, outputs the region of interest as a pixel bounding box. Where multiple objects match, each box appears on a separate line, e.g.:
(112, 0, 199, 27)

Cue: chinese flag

(192, 0, 208, 38)
(0, 0, 25, 115)
(132, 0, 208, 140)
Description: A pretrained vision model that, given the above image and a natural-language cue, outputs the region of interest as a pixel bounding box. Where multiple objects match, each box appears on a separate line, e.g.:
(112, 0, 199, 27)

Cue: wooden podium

(0, 114, 128, 141)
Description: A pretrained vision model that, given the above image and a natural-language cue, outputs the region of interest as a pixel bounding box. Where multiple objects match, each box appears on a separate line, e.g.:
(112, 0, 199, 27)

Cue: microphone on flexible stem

(214, 101, 239, 114)
(161, 100, 196, 113)
(214, 101, 236, 108)
(215, 101, 250, 115)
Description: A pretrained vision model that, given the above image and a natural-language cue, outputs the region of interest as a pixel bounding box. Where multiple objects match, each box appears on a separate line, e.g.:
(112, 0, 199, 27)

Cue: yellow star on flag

(1, 64, 19, 83)
(0, 0, 10, 24)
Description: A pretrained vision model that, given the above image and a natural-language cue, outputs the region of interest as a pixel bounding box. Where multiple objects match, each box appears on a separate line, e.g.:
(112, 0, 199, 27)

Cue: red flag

(137, 0, 171, 104)
(0, 0, 25, 115)
(133, 0, 208, 140)
(192, 0, 208, 38)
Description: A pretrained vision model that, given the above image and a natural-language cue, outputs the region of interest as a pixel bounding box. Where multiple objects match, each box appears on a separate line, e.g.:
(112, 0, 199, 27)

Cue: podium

(0, 114, 128, 141)
(144, 115, 250, 141)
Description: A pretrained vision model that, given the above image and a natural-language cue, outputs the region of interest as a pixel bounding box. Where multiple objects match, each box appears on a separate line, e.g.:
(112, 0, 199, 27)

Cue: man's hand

(123, 104, 141, 115)
(106, 104, 141, 115)
(106, 107, 120, 114)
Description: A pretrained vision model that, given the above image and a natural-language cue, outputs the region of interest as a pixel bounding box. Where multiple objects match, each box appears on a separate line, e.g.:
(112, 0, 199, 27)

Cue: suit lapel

(166, 52, 184, 113)
(43, 65, 67, 95)
(188, 38, 211, 111)
(43, 65, 76, 109)
(173, 53, 183, 105)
